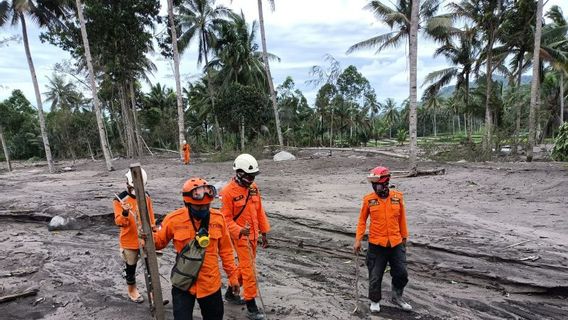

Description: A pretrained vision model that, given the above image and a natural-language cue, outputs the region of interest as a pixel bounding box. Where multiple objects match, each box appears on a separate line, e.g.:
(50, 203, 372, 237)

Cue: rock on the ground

(273, 151, 296, 162)
(48, 215, 78, 231)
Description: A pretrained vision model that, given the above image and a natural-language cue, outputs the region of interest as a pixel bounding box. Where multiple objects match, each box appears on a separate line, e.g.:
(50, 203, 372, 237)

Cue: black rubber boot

(225, 288, 245, 305)
(246, 299, 265, 320)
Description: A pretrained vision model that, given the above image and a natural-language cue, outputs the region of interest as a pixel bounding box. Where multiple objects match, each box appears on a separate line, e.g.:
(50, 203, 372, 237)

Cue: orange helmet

(182, 177, 217, 205)
(367, 166, 391, 183)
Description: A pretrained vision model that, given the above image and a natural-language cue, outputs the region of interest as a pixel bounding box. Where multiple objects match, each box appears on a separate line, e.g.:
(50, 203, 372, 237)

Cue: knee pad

(124, 263, 137, 285)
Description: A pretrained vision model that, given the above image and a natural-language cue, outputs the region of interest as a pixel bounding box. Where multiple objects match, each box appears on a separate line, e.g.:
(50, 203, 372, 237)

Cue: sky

(0, 0, 566, 111)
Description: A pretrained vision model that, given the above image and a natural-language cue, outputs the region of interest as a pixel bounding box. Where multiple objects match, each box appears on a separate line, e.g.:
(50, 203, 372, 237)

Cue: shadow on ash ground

(0, 150, 567, 319)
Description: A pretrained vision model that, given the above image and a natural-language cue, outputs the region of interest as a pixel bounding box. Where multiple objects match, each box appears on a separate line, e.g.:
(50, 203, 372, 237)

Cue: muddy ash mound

(0, 152, 567, 320)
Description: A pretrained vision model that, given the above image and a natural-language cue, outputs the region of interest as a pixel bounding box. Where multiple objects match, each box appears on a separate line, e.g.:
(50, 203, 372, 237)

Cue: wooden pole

(130, 164, 165, 320)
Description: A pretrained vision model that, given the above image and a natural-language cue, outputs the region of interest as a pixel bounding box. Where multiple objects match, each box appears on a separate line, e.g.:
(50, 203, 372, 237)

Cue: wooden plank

(130, 164, 165, 320)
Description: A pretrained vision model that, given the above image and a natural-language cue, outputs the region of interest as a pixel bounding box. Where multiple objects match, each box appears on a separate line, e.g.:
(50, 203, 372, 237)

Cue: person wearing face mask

(113, 168, 156, 304)
(219, 154, 270, 320)
(353, 166, 411, 313)
(153, 177, 239, 320)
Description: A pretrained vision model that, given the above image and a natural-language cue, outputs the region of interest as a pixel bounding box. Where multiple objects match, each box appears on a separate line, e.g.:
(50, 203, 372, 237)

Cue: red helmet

(182, 177, 217, 205)
(367, 166, 391, 183)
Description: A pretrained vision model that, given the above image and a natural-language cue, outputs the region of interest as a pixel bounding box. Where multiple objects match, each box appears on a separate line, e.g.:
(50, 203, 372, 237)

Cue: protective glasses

(367, 174, 391, 183)
(183, 185, 217, 200)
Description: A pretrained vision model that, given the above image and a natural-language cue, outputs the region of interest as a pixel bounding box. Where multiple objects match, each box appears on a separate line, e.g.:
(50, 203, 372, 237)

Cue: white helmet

(125, 168, 148, 188)
(233, 154, 259, 174)
(182, 140, 187, 144)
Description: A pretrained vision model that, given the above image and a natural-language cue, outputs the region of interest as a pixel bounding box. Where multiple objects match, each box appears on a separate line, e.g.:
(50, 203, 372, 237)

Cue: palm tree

(449, 0, 507, 154)
(255, 0, 283, 147)
(0, 0, 66, 173)
(542, 5, 568, 125)
(166, 0, 185, 158)
(423, 25, 480, 142)
(347, 0, 439, 174)
(527, 0, 543, 162)
(75, 0, 113, 170)
(408, 0, 420, 175)
(177, 0, 229, 149)
(423, 92, 443, 136)
(383, 98, 399, 139)
(209, 12, 273, 88)
(308, 54, 342, 147)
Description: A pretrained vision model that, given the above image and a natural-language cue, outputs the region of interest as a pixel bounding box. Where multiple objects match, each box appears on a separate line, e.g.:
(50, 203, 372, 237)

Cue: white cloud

(1, 0, 567, 109)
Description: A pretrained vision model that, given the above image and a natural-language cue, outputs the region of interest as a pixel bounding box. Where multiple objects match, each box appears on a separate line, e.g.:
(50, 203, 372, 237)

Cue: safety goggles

(367, 174, 390, 183)
(183, 185, 217, 200)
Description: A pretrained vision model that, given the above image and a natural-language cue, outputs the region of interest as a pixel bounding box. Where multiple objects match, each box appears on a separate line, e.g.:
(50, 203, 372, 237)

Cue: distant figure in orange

(182, 140, 191, 165)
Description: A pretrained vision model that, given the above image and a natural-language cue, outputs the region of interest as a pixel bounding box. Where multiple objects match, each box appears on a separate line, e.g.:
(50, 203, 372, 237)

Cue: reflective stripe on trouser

(234, 238, 258, 300)
(366, 243, 408, 302)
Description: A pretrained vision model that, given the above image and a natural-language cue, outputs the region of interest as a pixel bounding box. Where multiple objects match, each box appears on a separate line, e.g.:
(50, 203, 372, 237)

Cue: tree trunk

(240, 116, 245, 151)
(560, 72, 564, 124)
(408, 0, 419, 175)
(527, 0, 543, 162)
(483, 37, 494, 153)
(20, 13, 55, 173)
(119, 84, 135, 158)
(110, 99, 126, 150)
(0, 125, 11, 172)
(76, 0, 113, 170)
(433, 108, 437, 137)
(86, 139, 95, 161)
(203, 53, 223, 150)
(330, 107, 334, 147)
(257, 0, 283, 148)
(167, 0, 185, 159)
(129, 82, 144, 158)
(512, 55, 524, 155)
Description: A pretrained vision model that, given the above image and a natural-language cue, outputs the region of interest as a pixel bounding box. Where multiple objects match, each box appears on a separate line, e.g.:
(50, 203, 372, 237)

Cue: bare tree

(167, 0, 185, 159)
(75, 0, 114, 171)
(527, 0, 543, 162)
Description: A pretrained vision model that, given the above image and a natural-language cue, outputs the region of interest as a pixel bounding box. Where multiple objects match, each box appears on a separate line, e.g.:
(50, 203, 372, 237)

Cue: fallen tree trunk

(391, 168, 446, 177)
(149, 147, 178, 154)
(0, 288, 39, 303)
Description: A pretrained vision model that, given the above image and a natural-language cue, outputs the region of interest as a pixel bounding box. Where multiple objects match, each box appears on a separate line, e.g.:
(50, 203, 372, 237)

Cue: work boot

(225, 288, 245, 305)
(370, 301, 381, 313)
(246, 299, 265, 320)
(391, 289, 412, 311)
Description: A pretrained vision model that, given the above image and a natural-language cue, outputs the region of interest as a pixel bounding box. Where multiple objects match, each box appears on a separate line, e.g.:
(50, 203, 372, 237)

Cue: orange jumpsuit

(113, 191, 156, 250)
(220, 179, 270, 301)
(355, 189, 408, 247)
(182, 143, 191, 165)
(153, 207, 239, 298)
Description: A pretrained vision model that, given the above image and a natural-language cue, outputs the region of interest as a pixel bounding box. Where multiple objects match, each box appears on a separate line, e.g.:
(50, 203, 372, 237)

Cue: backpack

(170, 239, 206, 291)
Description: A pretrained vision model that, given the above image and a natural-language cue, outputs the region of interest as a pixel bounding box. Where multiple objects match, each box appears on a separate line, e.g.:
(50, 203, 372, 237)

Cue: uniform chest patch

(249, 188, 258, 196)
(233, 195, 244, 202)
(391, 197, 400, 204)
(209, 223, 222, 230)
(368, 199, 379, 206)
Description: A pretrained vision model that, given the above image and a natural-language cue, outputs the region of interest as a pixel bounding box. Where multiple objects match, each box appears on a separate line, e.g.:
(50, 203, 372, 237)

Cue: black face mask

(236, 171, 255, 187)
(372, 182, 390, 198)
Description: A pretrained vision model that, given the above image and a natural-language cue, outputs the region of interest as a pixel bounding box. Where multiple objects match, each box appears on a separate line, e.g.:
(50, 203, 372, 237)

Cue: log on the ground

(149, 147, 179, 154)
(0, 288, 39, 303)
(391, 168, 446, 177)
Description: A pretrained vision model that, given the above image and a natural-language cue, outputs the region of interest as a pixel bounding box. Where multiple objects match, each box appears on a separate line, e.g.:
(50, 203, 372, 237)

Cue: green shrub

(552, 123, 568, 161)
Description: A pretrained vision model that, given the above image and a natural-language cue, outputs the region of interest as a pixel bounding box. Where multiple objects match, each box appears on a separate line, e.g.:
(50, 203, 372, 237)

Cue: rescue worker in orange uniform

(353, 166, 412, 313)
(182, 140, 191, 165)
(220, 154, 270, 320)
(113, 168, 156, 303)
(153, 177, 239, 320)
